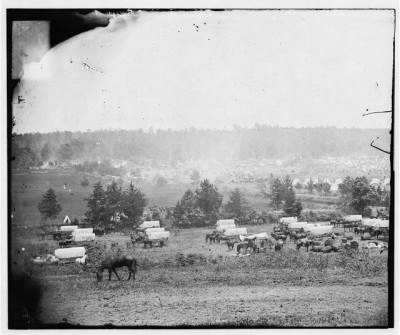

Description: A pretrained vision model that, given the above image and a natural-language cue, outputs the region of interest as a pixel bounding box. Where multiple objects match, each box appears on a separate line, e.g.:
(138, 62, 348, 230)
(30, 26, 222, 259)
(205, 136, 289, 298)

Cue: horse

(236, 241, 252, 255)
(370, 228, 384, 240)
(274, 239, 284, 251)
(354, 226, 366, 236)
(227, 240, 239, 250)
(296, 239, 313, 252)
(96, 255, 137, 282)
(205, 233, 217, 244)
(143, 239, 153, 248)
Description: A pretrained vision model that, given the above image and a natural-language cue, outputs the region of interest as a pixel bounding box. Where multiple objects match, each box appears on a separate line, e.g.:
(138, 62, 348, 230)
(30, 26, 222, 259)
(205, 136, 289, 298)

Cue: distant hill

(11, 126, 391, 168)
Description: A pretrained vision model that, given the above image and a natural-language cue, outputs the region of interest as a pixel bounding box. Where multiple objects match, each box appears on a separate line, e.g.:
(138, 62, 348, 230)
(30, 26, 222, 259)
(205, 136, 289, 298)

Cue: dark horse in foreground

(96, 255, 137, 282)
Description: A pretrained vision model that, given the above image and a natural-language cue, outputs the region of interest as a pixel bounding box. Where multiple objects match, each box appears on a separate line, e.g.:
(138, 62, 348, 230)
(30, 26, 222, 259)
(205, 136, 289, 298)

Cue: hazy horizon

(13, 124, 392, 136)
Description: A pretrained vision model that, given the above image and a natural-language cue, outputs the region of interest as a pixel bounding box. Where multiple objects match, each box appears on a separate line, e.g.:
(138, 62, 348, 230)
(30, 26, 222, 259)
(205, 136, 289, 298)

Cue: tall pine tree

(85, 182, 107, 228)
(224, 188, 249, 218)
(270, 178, 284, 209)
(121, 182, 147, 227)
(38, 188, 62, 220)
(105, 181, 123, 222)
(195, 179, 223, 217)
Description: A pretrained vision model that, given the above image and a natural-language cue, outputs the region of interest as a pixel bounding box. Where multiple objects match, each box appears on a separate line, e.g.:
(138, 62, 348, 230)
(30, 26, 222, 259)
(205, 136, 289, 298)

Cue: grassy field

(11, 168, 341, 228)
(10, 168, 388, 327)
(13, 223, 389, 327)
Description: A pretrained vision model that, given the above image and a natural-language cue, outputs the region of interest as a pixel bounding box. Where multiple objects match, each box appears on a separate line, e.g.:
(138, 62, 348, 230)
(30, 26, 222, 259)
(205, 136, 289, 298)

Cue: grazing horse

(216, 234, 228, 244)
(206, 233, 217, 244)
(296, 239, 313, 252)
(96, 255, 137, 282)
(236, 240, 256, 255)
(227, 240, 239, 250)
(143, 239, 153, 248)
(354, 226, 366, 235)
(371, 228, 384, 239)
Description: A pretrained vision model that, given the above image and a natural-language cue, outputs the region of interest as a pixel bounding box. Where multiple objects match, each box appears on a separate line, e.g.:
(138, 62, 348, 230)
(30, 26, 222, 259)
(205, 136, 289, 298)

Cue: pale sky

(13, 10, 394, 133)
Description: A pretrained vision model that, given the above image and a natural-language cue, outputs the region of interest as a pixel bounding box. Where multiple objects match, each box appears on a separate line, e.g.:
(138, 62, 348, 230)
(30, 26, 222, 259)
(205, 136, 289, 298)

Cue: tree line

(37, 174, 389, 231)
(38, 181, 147, 232)
(13, 126, 389, 168)
(338, 176, 390, 215)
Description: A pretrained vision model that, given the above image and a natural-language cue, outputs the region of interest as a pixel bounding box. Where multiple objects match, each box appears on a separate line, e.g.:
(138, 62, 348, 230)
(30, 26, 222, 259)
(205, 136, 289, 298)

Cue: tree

(173, 190, 197, 219)
(270, 178, 284, 209)
(294, 182, 303, 190)
(282, 180, 302, 217)
(37, 188, 62, 220)
(40, 143, 51, 162)
(57, 143, 73, 162)
(350, 177, 380, 214)
(321, 182, 331, 194)
(306, 178, 314, 193)
(121, 182, 147, 227)
(314, 182, 323, 193)
(180, 190, 197, 212)
(224, 188, 250, 218)
(195, 179, 223, 217)
(105, 181, 123, 221)
(338, 176, 354, 200)
(173, 189, 202, 227)
(85, 182, 108, 227)
(12, 146, 40, 169)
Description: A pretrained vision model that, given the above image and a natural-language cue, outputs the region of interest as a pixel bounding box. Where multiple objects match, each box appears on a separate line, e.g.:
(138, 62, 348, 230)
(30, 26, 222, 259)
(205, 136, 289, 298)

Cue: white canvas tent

(63, 215, 71, 224)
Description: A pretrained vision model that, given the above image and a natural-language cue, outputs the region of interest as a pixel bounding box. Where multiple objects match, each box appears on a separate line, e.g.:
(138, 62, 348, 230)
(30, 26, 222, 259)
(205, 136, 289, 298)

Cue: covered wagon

(224, 227, 247, 236)
(279, 217, 297, 224)
(145, 227, 165, 234)
(55, 246, 86, 259)
(60, 225, 78, 232)
(139, 221, 160, 229)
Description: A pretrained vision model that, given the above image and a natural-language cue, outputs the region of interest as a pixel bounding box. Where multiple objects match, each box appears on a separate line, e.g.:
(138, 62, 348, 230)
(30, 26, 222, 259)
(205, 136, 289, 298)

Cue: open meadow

(10, 169, 389, 327)
(13, 224, 388, 327)
(11, 169, 341, 229)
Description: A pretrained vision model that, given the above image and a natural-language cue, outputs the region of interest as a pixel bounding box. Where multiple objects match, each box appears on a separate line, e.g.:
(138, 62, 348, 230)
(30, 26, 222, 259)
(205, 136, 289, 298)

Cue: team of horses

(94, 220, 388, 282)
(205, 221, 389, 256)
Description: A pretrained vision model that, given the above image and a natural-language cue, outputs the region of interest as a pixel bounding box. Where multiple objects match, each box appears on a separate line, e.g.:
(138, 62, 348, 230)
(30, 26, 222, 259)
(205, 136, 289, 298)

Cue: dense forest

(11, 126, 390, 168)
